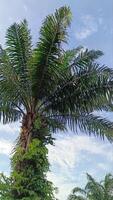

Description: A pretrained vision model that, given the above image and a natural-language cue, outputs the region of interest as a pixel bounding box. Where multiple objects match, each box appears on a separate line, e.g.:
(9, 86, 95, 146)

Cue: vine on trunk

(0, 117, 56, 200)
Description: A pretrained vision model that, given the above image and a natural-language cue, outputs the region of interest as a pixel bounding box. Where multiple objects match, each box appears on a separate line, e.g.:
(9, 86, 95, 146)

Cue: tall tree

(0, 6, 113, 199)
(68, 173, 113, 200)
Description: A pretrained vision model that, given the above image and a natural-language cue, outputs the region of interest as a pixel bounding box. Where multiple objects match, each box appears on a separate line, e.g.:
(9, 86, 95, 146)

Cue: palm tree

(86, 174, 113, 200)
(68, 187, 87, 200)
(68, 174, 113, 200)
(0, 6, 113, 199)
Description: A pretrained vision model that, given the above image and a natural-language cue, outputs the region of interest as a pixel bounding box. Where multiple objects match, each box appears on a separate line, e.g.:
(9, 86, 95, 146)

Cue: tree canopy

(68, 173, 113, 200)
(0, 6, 113, 140)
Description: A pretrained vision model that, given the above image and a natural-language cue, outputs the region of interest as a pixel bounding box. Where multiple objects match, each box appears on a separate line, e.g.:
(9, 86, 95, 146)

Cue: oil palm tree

(86, 174, 113, 200)
(0, 6, 113, 199)
(68, 174, 113, 200)
(68, 187, 87, 200)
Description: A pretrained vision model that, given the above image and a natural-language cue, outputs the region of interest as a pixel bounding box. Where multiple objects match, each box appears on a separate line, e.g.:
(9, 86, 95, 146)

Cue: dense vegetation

(0, 6, 113, 199)
(68, 173, 113, 200)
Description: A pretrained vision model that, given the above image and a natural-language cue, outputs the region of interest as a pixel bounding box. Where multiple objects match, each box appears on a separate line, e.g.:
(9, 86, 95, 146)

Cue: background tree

(68, 173, 113, 200)
(0, 6, 113, 199)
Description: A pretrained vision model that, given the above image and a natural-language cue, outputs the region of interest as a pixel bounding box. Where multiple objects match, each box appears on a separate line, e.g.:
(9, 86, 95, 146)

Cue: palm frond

(6, 19, 32, 73)
(68, 187, 86, 200)
(68, 194, 86, 200)
(103, 174, 113, 193)
(31, 6, 72, 99)
(6, 20, 32, 104)
(85, 174, 104, 199)
(70, 48, 104, 71)
(42, 62, 112, 115)
(0, 21, 33, 122)
(72, 188, 86, 196)
(0, 48, 28, 114)
(0, 103, 21, 124)
(46, 117, 66, 133)
(47, 113, 113, 141)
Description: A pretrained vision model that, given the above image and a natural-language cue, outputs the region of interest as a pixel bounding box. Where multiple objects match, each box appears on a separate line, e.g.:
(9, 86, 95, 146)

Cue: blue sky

(0, 1, 113, 200)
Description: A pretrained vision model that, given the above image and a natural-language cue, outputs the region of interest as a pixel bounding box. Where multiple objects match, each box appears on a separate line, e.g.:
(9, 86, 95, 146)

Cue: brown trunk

(20, 112, 35, 151)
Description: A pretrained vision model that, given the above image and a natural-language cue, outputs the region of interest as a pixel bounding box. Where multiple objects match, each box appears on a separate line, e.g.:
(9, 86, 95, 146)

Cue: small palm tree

(0, 6, 113, 199)
(86, 174, 113, 200)
(68, 174, 113, 200)
(68, 187, 87, 200)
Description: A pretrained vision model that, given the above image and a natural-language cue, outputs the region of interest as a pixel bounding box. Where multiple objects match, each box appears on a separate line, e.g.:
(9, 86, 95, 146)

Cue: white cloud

(48, 135, 113, 200)
(75, 15, 98, 40)
(0, 123, 19, 135)
(48, 135, 113, 169)
(0, 139, 13, 155)
(97, 163, 108, 171)
(47, 171, 76, 200)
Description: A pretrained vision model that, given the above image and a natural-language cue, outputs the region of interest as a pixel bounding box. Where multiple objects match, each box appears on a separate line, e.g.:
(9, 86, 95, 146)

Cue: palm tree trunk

(11, 114, 55, 200)
(20, 113, 34, 150)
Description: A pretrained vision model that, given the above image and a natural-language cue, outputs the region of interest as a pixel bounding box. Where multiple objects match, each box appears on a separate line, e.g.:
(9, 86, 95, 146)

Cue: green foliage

(68, 173, 113, 200)
(0, 5, 113, 200)
(0, 139, 56, 200)
(0, 6, 113, 139)
(34, 117, 42, 130)
(0, 173, 12, 200)
(33, 116, 55, 145)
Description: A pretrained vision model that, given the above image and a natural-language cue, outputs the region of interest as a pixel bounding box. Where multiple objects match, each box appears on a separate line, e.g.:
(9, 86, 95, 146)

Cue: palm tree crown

(0, 6, 113, 145)
(68, 174, 113, 200)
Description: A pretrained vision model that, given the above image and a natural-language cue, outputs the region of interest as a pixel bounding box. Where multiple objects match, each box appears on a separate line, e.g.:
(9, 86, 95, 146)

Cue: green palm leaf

(47, 113, 113, 141)
(42, 62, 112, 114)
(31, 6, 72, 99)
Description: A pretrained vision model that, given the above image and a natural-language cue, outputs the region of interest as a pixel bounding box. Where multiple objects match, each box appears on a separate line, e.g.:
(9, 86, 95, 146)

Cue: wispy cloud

(48, 135, 113, 200)
(48, 135, 113, 169)
(0, 139, 13, 155)
(75, 15, 99, 40)
(0, 123, 19, 135)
